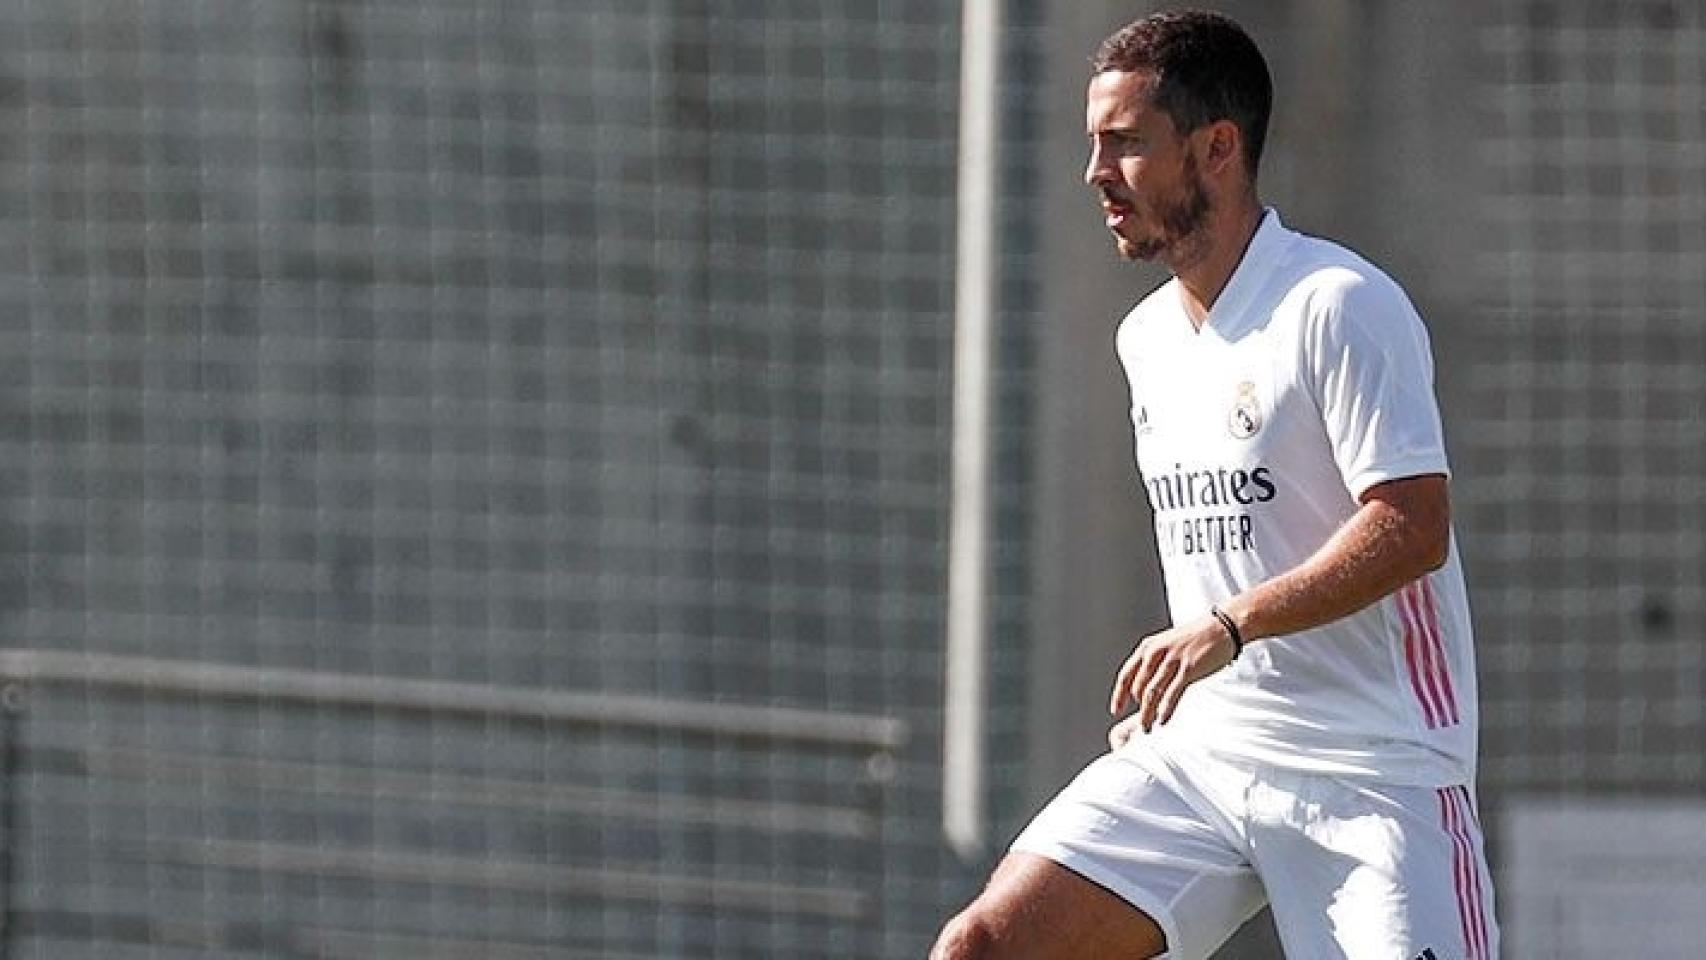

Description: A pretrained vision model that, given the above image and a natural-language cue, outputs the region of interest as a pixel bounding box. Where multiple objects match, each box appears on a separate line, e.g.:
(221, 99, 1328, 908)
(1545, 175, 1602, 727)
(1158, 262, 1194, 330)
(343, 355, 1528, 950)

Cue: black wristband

(1210, 606, 1244, 660)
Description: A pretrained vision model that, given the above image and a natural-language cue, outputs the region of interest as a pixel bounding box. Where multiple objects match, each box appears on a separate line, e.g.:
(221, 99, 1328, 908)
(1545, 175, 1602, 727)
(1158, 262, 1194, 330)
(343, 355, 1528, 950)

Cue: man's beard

(1116, 162, 1211, 265)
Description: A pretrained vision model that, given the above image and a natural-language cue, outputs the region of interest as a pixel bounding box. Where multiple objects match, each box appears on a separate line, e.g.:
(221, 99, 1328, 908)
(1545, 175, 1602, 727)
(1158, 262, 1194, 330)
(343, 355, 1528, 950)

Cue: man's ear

(1201, 119, 1242, 174)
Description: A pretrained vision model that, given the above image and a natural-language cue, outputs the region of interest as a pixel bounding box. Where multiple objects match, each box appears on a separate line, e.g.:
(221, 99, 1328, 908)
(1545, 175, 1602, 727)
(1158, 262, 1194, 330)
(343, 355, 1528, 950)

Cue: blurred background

(0, 0, 1700, 957)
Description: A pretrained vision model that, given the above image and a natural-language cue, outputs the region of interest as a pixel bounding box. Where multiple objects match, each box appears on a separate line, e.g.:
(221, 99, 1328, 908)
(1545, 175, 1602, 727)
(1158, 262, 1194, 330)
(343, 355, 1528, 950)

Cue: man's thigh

(1005, 747, 1268, 959)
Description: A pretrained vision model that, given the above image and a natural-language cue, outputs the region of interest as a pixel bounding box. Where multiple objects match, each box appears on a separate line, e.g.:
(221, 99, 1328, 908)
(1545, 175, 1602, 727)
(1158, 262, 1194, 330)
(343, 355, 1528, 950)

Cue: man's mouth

(1099, 190, 1133, 225)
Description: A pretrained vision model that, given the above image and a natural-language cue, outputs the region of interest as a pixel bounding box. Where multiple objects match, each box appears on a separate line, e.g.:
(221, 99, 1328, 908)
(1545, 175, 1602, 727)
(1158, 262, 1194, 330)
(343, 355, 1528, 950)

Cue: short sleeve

(1302, 270, 1450, 498)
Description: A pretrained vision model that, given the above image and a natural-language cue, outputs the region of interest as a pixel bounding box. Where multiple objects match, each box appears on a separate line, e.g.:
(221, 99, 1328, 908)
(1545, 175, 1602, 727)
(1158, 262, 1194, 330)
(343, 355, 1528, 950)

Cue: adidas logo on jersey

(1410, 949, 1438, 960)
(1134, 405, 1152, 436)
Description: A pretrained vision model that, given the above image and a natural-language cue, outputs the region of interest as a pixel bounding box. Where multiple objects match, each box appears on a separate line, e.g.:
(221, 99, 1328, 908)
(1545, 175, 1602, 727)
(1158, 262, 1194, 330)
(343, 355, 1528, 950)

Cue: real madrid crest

(1228, 380, 1262, 439)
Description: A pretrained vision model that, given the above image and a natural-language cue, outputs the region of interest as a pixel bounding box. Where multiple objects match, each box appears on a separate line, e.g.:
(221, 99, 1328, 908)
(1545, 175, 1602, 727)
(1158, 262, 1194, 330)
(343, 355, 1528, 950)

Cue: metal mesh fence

(1468, 0, 1706, 793)
(34, 0, 1706, 954)
(0, 1, 1033, 955)
(0, 650, 905, 958)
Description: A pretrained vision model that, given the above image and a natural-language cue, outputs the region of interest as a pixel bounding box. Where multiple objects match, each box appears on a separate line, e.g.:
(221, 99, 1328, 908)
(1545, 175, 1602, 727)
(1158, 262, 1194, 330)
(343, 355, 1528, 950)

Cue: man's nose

(1084, 142, 1113, 187)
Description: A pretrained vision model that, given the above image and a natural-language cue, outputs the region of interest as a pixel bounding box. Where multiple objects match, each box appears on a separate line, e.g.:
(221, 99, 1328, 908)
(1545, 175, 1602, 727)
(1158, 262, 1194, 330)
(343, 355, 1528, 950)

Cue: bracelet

(1209, 606, 1244, 660)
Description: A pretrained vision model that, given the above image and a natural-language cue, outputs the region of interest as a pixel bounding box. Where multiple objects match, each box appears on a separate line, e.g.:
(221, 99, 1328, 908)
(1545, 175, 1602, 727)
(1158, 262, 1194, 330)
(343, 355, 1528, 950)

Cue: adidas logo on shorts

(1410, 950, 1438, 960)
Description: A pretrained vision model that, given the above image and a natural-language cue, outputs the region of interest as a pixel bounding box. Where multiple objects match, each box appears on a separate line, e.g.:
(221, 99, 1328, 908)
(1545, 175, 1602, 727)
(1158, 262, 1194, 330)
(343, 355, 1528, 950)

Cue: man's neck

(1174, 200, 1265, 330)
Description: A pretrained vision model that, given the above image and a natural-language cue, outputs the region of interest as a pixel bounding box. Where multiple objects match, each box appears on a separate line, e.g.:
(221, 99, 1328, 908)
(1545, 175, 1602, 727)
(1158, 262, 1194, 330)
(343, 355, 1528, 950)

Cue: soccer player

(930, 10, 1497, 960)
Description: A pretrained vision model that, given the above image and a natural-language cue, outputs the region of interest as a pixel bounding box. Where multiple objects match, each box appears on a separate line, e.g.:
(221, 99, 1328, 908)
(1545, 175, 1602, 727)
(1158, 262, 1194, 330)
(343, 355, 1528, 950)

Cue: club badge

(1228, 380, 1262, 439)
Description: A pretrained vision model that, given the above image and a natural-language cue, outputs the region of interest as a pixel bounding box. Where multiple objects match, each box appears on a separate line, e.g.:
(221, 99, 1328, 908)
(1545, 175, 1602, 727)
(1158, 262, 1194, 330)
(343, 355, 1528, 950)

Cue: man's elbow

(1418, 526, 1450, 573)
(1390, 524, 1448, 590)
(1407, 501, 1452, 574)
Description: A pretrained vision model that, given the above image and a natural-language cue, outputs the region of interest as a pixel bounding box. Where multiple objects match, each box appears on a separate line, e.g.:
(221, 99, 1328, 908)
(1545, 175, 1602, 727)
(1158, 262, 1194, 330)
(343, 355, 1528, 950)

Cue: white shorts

(1011, 736, 1498, 960)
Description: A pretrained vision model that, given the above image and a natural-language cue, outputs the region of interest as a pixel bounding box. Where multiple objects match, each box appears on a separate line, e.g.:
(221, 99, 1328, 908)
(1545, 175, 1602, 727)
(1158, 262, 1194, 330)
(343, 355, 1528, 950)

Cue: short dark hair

(1092, 10, 1273, 176)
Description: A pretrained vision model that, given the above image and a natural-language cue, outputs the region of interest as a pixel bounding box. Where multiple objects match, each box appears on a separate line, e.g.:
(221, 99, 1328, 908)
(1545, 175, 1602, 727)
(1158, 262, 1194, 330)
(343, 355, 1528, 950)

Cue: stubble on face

(1115, 152, 1212, 267)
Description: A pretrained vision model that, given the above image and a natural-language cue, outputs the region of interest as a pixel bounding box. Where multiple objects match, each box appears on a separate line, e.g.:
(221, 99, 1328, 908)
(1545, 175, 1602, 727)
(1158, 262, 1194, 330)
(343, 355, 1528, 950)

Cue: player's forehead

(1085, 70, 1163, 134)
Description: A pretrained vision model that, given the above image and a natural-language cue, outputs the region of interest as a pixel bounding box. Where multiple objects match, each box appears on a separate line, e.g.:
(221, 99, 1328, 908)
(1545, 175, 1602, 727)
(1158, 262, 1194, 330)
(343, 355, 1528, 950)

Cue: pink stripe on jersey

(1420, 578, 1460, 725)
(1399, 593, 1437, 727)
(1400, 582, 1459, 729)
(1439, 786, 1492, 960)
(1411, 584, 1453, 727)
(1399, 585, 1445, 728)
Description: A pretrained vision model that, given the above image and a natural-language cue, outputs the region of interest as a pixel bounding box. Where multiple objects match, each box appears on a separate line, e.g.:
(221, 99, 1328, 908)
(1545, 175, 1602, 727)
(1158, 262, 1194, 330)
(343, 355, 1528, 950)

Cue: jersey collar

(1199, 207, 1292, 339)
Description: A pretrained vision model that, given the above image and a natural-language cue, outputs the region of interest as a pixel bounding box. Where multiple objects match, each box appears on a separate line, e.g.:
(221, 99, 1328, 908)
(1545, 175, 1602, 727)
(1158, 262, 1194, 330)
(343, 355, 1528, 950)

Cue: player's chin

(1113, 235, 1157, 262)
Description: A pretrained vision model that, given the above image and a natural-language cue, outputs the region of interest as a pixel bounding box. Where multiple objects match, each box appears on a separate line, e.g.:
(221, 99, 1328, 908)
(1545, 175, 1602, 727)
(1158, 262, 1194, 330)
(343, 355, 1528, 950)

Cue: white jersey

(1116, 209, 1477, 787)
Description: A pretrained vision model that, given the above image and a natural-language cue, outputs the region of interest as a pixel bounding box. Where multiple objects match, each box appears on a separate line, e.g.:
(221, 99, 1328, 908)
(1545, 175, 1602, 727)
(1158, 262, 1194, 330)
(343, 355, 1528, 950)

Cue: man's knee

(929, 853, 1170, 959)
(929, 905, 1001, 960)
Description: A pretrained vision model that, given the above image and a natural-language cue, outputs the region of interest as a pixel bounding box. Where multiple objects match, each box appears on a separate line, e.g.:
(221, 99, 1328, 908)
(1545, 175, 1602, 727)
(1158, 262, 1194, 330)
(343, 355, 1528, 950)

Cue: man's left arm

(1109, 473, 1450, 737)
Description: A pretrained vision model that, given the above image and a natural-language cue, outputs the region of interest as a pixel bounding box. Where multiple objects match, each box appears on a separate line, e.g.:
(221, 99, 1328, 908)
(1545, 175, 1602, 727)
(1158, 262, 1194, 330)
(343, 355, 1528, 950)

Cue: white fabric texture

(1014, 736, 1498, 960)
(1113, 209, 1478, 787)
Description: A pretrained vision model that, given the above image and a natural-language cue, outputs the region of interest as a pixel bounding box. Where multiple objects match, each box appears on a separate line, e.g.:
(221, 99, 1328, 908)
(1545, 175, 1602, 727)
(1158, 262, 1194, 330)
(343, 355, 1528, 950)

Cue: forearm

(1109, 474, 1451, 734)
(1219, 475, 1449, 644)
